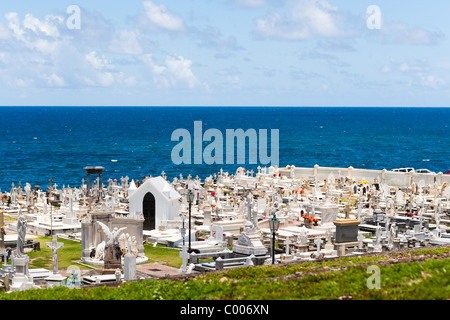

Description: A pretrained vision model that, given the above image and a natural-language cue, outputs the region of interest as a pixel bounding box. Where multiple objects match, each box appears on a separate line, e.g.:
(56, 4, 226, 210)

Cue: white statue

(95, 221, 127, 248)
(95, 241, 106, 260)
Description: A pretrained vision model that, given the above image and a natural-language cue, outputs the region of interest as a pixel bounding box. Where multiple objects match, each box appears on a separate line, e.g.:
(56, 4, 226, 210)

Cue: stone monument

(96, 221, 127, 274)
(44, 235, 67, 287)
(10, 211, 35, 291)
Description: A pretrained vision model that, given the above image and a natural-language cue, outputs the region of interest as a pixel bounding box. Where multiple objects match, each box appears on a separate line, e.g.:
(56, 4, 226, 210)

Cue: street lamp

(187, 190, 195, 253)
(269, 213, 280, 265)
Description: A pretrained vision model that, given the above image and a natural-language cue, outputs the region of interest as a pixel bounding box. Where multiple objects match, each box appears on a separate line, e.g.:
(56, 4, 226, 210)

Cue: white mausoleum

(128, 176, 181, 230)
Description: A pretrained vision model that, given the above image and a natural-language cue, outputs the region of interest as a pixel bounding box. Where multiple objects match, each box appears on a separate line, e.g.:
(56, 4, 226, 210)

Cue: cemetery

(0, 164, 449, 298)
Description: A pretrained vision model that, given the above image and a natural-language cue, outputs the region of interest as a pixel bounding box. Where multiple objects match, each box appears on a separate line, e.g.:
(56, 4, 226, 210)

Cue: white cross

(46, 235, 64, 274)
(245, 196, 253, 222)
(179, 245, 190, 274)
(357, 201, 362, 221)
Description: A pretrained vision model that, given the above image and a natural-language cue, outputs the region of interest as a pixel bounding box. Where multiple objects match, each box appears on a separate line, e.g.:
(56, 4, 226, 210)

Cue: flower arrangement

(405, 211, 418, 217)
(302, 214, 319, 225)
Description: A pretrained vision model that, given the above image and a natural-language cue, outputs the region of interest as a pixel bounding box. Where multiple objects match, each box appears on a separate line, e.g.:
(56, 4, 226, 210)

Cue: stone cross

(357, 201, 362, 221)
(68, 189, 73, 213)
(179, 245, 190, 274)
(245, 196, 253, 223)
(46, 235, 64, 274)
(374, 226, 382, 252)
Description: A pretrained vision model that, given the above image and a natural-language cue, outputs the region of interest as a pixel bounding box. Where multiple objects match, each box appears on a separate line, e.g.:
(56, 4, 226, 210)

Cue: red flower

(211, 192, 216, 196)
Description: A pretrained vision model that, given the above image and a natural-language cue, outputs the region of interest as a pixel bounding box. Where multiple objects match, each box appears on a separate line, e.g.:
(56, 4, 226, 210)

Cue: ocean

(0, 106, 448, 191)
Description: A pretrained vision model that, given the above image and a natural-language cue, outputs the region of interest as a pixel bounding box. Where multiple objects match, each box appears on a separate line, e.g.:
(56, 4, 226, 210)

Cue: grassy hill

(1, 243, 450, 300)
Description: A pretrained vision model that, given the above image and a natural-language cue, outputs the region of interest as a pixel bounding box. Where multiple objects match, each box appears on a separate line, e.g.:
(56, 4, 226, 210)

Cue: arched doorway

(143, 192, 156, 230)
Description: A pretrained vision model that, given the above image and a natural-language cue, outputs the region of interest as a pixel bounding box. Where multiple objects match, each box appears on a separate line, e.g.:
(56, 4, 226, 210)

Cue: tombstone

(314, 237, 322, 256)
(123, 242, 136, 281)
(284, 237, 291, 255)
(215, 226, 224, 242)
(63, 189, 79, 225)
(357, 233, 365, 252)
(373, 226, 382, 252)
(333, 219, 360, 243)
(203, 210, 212, 226)
(324, 228, 334, 251)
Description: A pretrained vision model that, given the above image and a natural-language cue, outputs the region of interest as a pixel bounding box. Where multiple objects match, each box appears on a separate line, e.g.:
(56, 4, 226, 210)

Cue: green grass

(143, 244, 182, 268)
(27, 237, 86, 270)
(1, 247, 450, 300)
(3, 238, 184, 271)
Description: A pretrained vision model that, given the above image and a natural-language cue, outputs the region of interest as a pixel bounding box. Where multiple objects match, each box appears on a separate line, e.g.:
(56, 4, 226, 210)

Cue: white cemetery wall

(289, 165, 450, 187)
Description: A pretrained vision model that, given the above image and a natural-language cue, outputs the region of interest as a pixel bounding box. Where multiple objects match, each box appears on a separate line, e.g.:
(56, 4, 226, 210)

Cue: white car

(392, 168, 415, 173)
(416, 169, 436, 174)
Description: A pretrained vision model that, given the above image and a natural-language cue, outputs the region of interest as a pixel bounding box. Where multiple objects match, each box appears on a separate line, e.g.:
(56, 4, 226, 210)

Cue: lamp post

(187, 190, 194, 253)
(269, 213, 280, 265)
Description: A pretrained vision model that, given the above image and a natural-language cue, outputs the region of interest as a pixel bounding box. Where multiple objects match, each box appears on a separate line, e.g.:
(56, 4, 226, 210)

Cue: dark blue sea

(0, 107, 448, 191)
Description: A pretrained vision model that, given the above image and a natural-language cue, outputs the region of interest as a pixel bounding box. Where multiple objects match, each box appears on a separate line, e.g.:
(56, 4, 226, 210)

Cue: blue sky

(0, 0, 449, 106)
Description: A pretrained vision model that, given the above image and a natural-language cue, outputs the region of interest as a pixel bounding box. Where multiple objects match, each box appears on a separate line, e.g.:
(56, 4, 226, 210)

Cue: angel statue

(96, 222, 127, 269)
(95, 221, 127, 248)
(16, 210, 27, 258)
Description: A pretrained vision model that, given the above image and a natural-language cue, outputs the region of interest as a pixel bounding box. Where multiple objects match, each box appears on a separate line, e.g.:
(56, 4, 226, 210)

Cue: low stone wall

(282, 164, 450, 187)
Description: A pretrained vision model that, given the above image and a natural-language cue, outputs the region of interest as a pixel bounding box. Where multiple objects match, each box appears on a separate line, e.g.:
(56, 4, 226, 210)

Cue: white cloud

(85, 51, 114, 70)
(382, 59, 446, 90)
(109, 30, 142, 55)
(380, 23, 443, 46)
(419, 74, 445, 90)
(141, 54, 204, 89)
(140, 1, 185, 32)
(255, 0, 345, 40)
(0, 22, 11, 40)
(42, 73, 66, 87)
(22, 14, 62, 38)
(235, 0, 266, 8)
